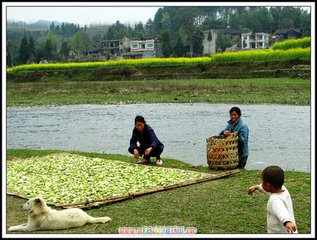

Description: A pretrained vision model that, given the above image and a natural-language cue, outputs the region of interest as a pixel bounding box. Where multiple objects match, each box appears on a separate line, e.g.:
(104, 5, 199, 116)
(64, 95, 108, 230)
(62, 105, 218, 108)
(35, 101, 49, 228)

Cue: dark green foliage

(159, 30, 173, 57)
(18, 36, 29, 64)
(45, 39, 53, 61)
(28, 37, 35, 62)
(60, 41, 70, 57)
(6, 52, 12, 67)
(215, 32, 233, 52)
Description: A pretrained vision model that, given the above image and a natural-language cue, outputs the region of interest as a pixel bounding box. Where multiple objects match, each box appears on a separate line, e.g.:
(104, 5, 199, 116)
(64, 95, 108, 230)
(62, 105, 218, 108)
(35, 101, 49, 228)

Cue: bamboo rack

(54, 170, 239, 209)
(7, 170, 240, 210)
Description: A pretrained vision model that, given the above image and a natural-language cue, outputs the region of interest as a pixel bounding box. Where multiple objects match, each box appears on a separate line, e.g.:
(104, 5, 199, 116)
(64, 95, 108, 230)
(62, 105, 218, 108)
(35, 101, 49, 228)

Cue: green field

(6, 77, 311, 107)
(5, 149, 311, 234)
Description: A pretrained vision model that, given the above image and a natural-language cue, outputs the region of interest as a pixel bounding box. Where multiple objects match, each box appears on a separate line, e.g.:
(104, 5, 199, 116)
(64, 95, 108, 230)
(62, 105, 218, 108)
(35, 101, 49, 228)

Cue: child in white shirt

(248, 165, 298, 233)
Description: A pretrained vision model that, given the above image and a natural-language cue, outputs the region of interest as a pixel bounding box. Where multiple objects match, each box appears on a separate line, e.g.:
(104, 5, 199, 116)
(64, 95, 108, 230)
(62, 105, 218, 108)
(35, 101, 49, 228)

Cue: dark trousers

(128, 145, 164, 161)
(237, 155, 248, 169)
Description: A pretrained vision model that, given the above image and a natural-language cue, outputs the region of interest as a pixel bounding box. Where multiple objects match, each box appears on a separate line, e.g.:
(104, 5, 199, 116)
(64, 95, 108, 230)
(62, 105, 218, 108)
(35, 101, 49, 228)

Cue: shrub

(210, 48, 310, 63)
(271, 37, 311, 50)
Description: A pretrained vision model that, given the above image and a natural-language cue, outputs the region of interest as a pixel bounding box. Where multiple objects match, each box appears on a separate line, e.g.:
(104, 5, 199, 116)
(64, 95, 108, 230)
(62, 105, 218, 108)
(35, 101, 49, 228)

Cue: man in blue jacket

(220, 107, 249, 168)
(128, 115, 164, 166)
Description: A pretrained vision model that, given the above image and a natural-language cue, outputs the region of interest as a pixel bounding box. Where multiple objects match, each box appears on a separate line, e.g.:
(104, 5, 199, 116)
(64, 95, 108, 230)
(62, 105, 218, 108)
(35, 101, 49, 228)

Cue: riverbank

(6, 149, 311, 234)
(6, 77, 311, 107)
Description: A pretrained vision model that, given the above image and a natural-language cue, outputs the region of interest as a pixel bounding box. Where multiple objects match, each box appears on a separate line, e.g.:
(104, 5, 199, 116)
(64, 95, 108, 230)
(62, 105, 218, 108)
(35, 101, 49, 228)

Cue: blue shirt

(220, 118, 249, 157)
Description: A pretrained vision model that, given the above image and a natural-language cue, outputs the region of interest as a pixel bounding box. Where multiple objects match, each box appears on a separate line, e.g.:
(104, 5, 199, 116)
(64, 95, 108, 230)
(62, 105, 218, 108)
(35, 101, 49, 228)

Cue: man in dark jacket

(128, 115, 164, 166)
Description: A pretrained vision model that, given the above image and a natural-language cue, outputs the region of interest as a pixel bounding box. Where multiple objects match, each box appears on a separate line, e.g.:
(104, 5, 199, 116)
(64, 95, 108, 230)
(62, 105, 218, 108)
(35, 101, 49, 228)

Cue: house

(271, 29, 302, 43)
(99, 37, 130, 56)
(122, 37, 162, 59)
(220, 28, 241, 42)
(82, 48, 100, 56)
(202, 30, 217, 55)
(241, 32, 269, 49)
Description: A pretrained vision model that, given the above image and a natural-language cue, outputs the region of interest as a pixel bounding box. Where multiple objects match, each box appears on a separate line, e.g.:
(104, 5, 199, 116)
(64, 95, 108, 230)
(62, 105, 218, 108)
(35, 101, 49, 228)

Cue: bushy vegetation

(210, 47, 310, 63)
(7, 46, 310, 73)
(271, 37, 311, 50)
(6, 57, 211, 73)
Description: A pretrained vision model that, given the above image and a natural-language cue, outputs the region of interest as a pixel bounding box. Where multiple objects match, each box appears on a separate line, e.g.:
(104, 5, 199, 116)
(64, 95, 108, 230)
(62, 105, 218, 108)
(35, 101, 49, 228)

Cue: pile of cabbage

(7, 153, 208, 205)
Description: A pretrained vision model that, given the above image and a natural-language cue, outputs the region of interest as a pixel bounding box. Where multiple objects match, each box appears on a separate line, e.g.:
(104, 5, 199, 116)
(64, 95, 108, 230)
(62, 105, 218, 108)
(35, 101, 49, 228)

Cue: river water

(6, 103, 311, 172)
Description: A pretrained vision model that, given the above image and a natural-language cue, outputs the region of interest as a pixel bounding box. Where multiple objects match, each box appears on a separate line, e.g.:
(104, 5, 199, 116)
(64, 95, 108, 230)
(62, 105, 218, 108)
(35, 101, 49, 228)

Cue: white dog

(8, 196, 111, 232)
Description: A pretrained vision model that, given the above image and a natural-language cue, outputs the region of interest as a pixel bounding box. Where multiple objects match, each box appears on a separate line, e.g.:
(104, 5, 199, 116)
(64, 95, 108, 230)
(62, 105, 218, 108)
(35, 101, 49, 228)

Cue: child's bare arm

(284, 221, 297, 233)
(248, 185, 259, 195)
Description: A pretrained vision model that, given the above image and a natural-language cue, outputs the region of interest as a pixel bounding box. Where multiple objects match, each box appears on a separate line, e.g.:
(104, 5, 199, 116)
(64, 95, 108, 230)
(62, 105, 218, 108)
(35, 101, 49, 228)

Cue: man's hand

(144, 147, 153, 156)
(133, 149, 140, 158)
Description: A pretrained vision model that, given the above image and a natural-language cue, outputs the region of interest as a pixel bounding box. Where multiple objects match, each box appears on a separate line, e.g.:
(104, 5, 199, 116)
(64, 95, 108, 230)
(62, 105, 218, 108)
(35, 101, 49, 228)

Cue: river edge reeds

(5, 149, 311, 234)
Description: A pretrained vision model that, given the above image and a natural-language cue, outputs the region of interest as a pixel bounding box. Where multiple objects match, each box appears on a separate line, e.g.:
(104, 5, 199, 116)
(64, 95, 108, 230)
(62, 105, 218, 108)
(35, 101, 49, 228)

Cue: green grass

(6, 77, 311, 107)
(5, 149, 311, 234)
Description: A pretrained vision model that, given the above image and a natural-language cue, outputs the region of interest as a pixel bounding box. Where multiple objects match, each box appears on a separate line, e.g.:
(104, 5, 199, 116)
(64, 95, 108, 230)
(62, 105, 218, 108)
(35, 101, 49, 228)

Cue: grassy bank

(5, 149, 311, 234)
(6, 60, 311, 82)
(7, 77, 311, 107)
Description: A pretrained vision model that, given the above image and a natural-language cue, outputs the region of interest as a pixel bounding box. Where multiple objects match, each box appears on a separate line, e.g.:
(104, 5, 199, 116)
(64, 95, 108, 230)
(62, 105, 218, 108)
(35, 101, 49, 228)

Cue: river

(6, 103, 311, 172)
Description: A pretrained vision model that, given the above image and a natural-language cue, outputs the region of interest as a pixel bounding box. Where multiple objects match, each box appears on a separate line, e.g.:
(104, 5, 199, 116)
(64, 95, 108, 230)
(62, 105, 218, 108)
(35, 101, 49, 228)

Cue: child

(128, 115, 164, 166)
(248, 165, 298, 233)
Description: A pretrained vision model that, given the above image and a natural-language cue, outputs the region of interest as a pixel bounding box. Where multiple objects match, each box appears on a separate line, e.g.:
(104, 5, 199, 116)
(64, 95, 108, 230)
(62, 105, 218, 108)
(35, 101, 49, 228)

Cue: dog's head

(22, 195, 46, 213)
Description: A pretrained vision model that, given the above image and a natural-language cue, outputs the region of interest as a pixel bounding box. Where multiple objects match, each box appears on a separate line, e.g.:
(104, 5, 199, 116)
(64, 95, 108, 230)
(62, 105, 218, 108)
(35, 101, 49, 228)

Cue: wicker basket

(206, 132, 239, 169)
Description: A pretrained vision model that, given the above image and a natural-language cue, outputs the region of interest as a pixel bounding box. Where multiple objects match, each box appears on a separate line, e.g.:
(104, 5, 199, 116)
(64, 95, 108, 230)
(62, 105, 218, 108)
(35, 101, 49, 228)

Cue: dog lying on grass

(8, 196, 111, 232)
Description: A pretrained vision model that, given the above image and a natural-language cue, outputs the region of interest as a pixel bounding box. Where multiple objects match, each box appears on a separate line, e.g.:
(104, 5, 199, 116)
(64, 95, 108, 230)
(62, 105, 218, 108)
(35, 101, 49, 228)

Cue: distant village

(77, 28, 302, 61)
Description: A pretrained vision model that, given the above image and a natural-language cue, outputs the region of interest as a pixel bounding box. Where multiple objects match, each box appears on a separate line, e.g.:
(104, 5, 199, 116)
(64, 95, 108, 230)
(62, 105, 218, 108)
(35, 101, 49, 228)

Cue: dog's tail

(88, 216, 111, 224)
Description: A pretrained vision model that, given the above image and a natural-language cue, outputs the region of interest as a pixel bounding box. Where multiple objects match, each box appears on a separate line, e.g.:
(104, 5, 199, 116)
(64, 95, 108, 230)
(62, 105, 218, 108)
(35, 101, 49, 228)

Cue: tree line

(7, 6, 311, 66)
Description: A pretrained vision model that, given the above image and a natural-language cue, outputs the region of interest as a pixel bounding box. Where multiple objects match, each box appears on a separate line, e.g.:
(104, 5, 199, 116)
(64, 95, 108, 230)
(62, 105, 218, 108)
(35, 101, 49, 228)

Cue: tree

(92, 34, 102, 47)
(18, 36, 29, 64)
(7, 39, 20, 66)
(174, 34, 186, 57)
(178, 27, 187, 46)
(162, 11, 171, 29)
(7, 52, 12, 67)
(300, 10, 311, 36)
(45, 39, 53, 61)
(153, 8, 164, 34)
(193, 29, 204, 56)
(134, 22, 145, 39)
(158, 30, 173, 57)
(60, 41, 70, 57)
(70, 32, 91, 55)
(177, 7, 198, 57)
(145, 18, 154, 36)
(216, 31, 233, 52)
(106, 27, 115, 40)
(28, 37, 35, 62)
